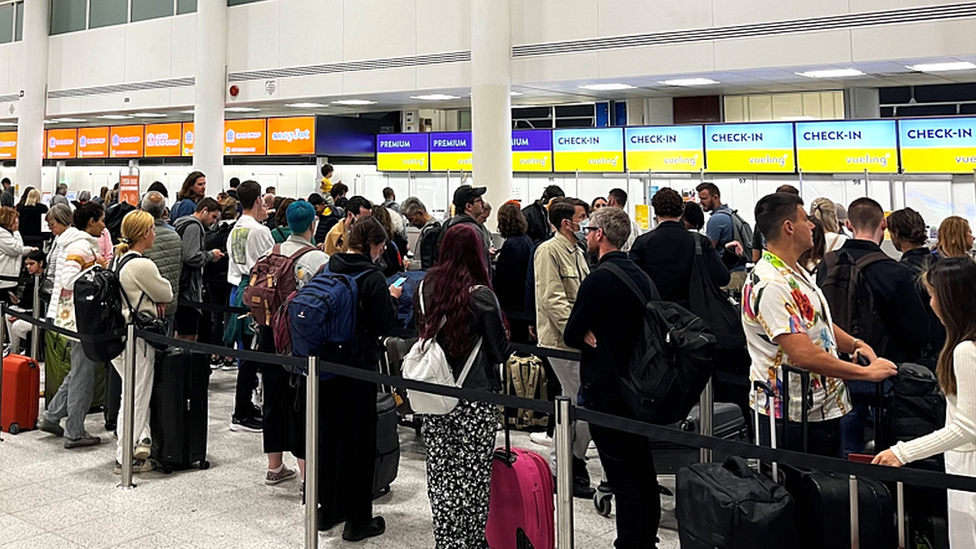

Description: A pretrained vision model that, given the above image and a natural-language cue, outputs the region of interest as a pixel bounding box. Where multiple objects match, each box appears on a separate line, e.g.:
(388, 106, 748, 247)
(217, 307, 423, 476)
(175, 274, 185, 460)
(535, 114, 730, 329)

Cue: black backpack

(820, 250, 889, 351)
(104, 202, 135, 245)
(604, 262, 717, 425)
(418, 221, 443, 269)
(73, 254, 139, 363)
(714, 209, 755, 266)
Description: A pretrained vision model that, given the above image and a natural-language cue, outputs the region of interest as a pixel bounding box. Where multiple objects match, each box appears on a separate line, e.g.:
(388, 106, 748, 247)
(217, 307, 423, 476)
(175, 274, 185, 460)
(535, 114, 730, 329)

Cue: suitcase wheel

(161, 464, 174, 475)
(594, 484, 613, 517)
(200, 460, 211, 470)
(8, 423, 19, 435)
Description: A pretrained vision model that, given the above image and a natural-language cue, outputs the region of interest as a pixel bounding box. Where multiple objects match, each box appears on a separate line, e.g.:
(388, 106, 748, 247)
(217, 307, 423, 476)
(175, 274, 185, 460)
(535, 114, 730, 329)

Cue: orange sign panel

(109, 125, 144, 158)
(0, 132, 17, 160)
(182, 123, 194, 156)
(144, 123, 183, 157)
(224, 119, 266, 156)
(267, 117, 315, 155)
(47, 128, 77, 159)
(78, 127, 109, 159)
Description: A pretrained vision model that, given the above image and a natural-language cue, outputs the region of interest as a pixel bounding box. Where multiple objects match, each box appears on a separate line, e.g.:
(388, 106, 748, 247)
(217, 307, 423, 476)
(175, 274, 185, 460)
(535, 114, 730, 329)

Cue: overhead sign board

(225, 119, 266, 156)
(144, 123, 183, 157)
(109, 125, 144, 158)
(552, 128, 624, 173)
(625, 125, 704, 172)
(267, 116, 315, 155)
(899, 117, 976, 174)
(47, 128, 77, 159)
(0, 131, 16, 160)
(796, 120, 897, 173)
(182, 123, 194, 156)
(512, 130, 552, 172)
(376, 134, 428, 172)
(705, 123, 795, 173)
(78, 127, 109, 159)
(430, 132, 472, 171)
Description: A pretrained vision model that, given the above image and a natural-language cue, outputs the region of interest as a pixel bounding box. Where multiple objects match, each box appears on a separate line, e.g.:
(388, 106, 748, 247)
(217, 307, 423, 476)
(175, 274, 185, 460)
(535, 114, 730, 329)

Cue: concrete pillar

(194, 0, 228, 187)
(844, 88, 881, 119)
(471, 0, 512, 231)
(644, 97, 675, 125)
(15, 0, 50, 194)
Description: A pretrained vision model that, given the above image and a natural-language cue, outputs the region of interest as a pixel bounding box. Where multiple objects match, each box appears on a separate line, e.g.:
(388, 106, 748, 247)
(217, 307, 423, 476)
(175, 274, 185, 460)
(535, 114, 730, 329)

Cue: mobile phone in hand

(392, 277, 407, 288)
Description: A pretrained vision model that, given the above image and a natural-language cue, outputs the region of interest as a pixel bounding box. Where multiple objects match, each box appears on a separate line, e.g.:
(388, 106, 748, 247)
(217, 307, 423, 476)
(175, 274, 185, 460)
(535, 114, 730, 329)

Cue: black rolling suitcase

(150, 349, 211, 473)
(372, 392, 400, 499)
(653, 402, 748, 474)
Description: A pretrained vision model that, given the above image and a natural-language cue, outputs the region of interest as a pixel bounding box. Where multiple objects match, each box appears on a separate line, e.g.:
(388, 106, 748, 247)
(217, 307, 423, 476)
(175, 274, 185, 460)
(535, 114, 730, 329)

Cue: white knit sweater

(892, 341, 976, 464)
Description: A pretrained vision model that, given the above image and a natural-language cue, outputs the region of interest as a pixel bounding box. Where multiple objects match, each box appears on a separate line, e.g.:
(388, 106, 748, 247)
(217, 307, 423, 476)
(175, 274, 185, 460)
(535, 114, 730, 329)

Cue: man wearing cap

(437, 185, 493, 267)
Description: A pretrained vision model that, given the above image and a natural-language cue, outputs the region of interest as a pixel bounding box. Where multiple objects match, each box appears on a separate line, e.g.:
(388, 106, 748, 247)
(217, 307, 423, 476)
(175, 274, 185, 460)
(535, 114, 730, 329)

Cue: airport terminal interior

(3, 0, 976, 547)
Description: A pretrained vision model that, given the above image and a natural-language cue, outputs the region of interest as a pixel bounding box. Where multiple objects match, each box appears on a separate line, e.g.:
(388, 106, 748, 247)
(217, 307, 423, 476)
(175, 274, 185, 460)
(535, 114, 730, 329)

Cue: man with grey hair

(141, 191, 183, 330)
(401, 196, 440, 270)
(565, 206, 663, 549)
(51, 183, 72, 210)
(835, 202, 852, 237)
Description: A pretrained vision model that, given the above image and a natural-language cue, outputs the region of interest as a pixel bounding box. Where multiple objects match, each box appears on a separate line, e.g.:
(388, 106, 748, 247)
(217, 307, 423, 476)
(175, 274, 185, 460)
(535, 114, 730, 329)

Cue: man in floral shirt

(742, 192, 897, 457)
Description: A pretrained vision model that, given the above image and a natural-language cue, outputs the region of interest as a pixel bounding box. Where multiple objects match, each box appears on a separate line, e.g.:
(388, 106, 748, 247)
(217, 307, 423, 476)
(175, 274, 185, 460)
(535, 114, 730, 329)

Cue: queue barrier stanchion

(699, 378, 714, 464)
(30, 275, 40, 362)
(305, 356, 319, 549)
(554, 396, 574, 549)
(0, 303, 5, 442)
(118, 323, 137, 489)
(897, 481, 906, 549)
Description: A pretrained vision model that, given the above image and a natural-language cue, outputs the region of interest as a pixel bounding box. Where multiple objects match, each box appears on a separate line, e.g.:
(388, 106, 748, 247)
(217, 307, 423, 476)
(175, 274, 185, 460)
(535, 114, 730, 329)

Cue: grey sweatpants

(548, 357, 592, 473)
(43, 342, 98, 440)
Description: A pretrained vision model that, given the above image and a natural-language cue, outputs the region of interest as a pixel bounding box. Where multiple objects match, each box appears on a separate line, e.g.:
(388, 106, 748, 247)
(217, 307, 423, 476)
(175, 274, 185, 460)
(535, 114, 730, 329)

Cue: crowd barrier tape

(7, 305, 976, 495)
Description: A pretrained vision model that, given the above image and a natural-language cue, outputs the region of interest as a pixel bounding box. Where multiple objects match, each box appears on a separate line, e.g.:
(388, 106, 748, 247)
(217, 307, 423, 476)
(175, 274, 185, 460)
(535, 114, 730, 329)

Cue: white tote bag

(401, 283, 483, 415)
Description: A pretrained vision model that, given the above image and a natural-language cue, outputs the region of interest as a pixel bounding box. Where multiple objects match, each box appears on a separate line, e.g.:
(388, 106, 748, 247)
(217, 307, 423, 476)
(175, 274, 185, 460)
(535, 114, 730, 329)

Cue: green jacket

(144, 219, 183, 315)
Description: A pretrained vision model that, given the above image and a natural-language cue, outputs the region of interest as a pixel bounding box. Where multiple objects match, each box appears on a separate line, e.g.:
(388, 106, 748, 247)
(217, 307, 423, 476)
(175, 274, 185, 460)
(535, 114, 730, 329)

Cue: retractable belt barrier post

(0, 303, 5, 442)
(699, 378, 714, 464)
(118, 324, 137, 490)
(6, 306, 976, 498)
(305, 356, 319, 549)
(554, 396, 574, 549)
(30, 275, 40, 362)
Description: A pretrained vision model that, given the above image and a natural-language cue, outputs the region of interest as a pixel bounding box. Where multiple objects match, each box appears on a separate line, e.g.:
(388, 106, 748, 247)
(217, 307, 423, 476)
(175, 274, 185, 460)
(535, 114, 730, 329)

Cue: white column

(15, 0, 50, 194)
(471, 0, 512, 231)
(194, 0, 227, 186)
(844, 88, 881, 119)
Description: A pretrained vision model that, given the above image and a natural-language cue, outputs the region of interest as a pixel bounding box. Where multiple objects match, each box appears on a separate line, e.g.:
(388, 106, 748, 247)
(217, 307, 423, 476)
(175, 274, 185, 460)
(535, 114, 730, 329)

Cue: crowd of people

(2, 162, 976, 548)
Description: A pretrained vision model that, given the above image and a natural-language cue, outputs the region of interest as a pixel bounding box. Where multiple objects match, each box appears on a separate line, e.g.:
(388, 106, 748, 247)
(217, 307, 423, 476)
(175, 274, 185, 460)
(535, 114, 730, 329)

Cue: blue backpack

(386, 270, 426, 329)
(288, 267, 368, 377)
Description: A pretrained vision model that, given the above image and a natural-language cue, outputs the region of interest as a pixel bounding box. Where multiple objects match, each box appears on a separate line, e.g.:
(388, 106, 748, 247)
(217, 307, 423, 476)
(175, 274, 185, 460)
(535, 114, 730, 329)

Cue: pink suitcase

(486, 445, 555, 549)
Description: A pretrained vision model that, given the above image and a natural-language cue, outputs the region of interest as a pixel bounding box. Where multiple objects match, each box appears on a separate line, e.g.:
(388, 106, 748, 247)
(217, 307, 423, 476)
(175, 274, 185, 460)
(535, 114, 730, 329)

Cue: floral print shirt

(742, 251, 850, 422)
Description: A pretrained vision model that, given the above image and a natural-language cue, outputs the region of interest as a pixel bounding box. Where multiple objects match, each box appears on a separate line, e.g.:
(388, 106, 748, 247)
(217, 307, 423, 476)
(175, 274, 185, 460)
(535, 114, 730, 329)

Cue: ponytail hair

(114, 210, 154, 256)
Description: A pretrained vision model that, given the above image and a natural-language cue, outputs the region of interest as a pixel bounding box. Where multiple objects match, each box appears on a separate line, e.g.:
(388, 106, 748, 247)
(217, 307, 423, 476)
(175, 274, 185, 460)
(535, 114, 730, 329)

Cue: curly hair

(651, 188, 683, 219)
(496, 202, 527, 238)
(0, 206, 17, 231)
(887, 208, 928, 248)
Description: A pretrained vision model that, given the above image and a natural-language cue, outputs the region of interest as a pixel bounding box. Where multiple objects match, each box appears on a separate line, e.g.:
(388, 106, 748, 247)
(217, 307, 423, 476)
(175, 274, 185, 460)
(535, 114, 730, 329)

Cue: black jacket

(418, 284, 512, 393)
(493, 234, 534, 314)
(900, 247, 938, 275)
(629, 221, 729, 307)
(816, 239, 930, 363)
(522, 201, 551, 245)
(328, 253, 399, 367)
(899, 247, 945, 361)
(565, 251, 655, 416)
(438, 214, 492, 268)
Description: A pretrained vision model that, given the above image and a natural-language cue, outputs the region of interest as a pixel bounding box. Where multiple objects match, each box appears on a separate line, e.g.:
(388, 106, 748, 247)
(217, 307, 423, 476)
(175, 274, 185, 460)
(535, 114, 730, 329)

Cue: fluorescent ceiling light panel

(781, 115, 817, 121)
(660, 78, 719, 86)
(0, 122, 16, 127)
(57, 118, 87, 122)
(180, 110, 195, 114)
(97, 114, 133, 120)
(578, 83, 635, 91)
(286, 102, 327, 108)
(332, 99, 377, 106)
(133, 112, 166, 118)
(43, 120, 57, 124)
(225, 107, 261, 113)
(907, 61, 976, 72)
(796, 68, 864, 78)
(410, 94, 460, 101)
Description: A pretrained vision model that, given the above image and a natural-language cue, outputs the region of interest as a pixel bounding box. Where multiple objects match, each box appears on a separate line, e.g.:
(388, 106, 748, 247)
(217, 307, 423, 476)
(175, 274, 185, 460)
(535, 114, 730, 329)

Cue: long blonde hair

(936, 216, 972, 258)
(114, 210, 154, 256)
(810, 197, 841, 234)
(25, 189, 40, 207)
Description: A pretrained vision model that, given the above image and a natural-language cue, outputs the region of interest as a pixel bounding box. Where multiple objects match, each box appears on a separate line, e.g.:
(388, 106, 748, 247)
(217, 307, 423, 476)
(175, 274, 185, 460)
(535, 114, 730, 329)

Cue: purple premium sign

(376, 133, 429, 171)
(430, 132, 473, 170)
(512, 129, 553, 172)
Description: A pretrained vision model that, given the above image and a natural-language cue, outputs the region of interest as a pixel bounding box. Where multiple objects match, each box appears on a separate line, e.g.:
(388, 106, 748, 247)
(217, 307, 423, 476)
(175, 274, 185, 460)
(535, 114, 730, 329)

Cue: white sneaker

(530, 432, 553, 447)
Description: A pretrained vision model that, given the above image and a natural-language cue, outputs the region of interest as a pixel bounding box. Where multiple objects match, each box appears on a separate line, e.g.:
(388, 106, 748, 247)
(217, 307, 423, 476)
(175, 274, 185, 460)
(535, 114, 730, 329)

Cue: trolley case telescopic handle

(753, 380, 779, 484)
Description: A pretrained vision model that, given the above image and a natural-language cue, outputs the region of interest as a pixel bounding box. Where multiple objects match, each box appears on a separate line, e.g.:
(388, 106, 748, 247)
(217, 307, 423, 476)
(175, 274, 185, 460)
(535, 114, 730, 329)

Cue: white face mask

(575, 218, 589, 241)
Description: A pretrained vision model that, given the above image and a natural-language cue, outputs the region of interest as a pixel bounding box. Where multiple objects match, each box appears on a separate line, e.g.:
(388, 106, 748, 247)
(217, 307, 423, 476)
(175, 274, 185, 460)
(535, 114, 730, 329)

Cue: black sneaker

(64, 434, 101, 449)
(342, 517, 385, 542)
(230, 416, 263, 433)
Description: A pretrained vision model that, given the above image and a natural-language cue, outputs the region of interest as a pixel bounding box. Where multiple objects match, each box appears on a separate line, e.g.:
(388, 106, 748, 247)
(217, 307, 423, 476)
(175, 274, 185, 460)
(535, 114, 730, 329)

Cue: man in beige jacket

(534, 197, 594, 499)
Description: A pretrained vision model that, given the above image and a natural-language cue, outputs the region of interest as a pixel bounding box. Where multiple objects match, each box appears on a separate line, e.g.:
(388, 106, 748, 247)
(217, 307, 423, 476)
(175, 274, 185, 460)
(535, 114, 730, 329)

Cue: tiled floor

(0, 368, 682, 548)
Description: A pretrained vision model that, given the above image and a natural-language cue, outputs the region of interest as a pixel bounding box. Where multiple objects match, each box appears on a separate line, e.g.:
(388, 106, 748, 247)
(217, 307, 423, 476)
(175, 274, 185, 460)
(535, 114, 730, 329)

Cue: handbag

(117, 255, 171, 351)
(401, 282, 483, 415)
(687, 233, 749, 374)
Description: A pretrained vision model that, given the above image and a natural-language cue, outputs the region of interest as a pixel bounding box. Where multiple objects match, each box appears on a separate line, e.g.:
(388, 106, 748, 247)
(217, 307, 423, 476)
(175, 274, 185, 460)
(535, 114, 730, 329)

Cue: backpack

(820, 250, 889, 351)
(287, 266, 369, 376)
(104, 201, 135, 245)
(242, 244, 316, 326)
(604, 262, 717, 425)
(73, 254, 140, 363)
(714, 209, 755, 265)
(386, 270, 426, 329)
(502, 354, 549, 429)
(882, 363, 946, 461)
(418, 221, 442, 270)
(687, 233, 749, 374)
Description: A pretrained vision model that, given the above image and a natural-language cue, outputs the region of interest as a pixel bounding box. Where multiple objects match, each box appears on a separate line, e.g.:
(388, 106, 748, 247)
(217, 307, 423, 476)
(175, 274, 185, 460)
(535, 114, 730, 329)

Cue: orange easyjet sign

(182, 123, 194, 156)
(145, 123, 183, 157)
(268, 117, 315, 155)
(225, 119, 266, 156)
(110, 125, 144, 158)
(78, 127, 109, 159)
(0, 132, 16, 160)
(47, 128, 77, 159)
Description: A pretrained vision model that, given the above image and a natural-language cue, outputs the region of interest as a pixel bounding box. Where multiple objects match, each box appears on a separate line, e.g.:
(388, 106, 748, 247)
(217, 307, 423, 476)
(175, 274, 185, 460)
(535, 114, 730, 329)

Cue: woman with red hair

(417, 223, 512, 548)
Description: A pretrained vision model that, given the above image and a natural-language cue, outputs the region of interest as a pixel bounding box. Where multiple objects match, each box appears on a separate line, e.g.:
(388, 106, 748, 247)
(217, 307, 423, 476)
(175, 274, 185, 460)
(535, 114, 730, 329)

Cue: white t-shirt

(825, 232, 848, 254)
(226, 214, 274, 286)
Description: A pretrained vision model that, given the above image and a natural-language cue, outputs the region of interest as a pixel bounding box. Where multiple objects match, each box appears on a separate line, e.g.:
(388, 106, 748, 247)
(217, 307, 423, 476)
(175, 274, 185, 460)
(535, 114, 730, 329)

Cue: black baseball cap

(453, 185, 487, 210)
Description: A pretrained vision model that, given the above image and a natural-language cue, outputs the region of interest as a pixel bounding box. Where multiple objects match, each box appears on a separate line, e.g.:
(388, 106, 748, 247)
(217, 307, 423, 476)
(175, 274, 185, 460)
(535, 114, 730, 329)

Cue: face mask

(575, 218, 589, 242)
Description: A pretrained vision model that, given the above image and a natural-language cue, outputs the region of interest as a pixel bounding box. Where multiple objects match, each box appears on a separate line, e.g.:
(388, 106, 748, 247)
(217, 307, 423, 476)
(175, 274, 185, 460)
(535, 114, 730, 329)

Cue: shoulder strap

(455, 337, 483, 388)
(287, 244, 317, 262)
(856, 251, 891, 271)
(693, 232, 704, 256)
(603, 262, 658, 306)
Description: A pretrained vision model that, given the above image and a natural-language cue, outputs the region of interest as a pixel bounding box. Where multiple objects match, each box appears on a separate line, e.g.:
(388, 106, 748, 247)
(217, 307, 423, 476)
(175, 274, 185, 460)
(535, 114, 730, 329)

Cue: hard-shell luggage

(372, 392, 400, 499)
(149, 349, 211, 472)
(652, 402, 748, 474)
(1, 354, 40, 434)
(486, 446, 555, 549)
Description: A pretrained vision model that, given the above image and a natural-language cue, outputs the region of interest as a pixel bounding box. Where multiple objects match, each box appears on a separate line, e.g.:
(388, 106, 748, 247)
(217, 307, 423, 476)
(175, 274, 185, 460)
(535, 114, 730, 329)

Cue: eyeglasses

(584, 226, 601, 233)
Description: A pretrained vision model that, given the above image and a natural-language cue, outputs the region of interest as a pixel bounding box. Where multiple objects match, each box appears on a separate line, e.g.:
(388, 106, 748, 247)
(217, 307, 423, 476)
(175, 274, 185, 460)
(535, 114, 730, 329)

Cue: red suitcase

(1, 354, 40, 434)
(486, 445, 555, 549)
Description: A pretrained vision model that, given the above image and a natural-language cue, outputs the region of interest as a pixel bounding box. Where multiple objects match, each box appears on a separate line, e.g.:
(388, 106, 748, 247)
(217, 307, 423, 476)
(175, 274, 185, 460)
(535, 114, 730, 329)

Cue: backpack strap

(603, 261, 660, 307)
(855, 251, 891, 271)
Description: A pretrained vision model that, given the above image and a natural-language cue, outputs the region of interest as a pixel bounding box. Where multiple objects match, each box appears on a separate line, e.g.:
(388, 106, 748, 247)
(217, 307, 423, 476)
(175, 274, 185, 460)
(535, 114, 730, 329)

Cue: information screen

(625, 125, 704, 172)
(704, 123, 795, 173)
(78, 127, 109, 159)
(47, 128, 77, 159)
(0, 131, 15, 160)
(268, 116, 315, 156)
(512, 130, 552, 172)
(376, 134, 429, 172)
(144, 123, 183, 157)
(899, 117, 976, 174)
(110, 125, 144, 158)
(429, 132, 472, 171)
(796, 120, 897, 173)
(552, 128, 624, 173)
(225, 119, 267, 156)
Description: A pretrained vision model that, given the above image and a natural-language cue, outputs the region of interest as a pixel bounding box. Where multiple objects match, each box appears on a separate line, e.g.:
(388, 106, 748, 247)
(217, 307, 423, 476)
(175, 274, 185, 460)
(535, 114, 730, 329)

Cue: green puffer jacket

(143, 219, 183, 315)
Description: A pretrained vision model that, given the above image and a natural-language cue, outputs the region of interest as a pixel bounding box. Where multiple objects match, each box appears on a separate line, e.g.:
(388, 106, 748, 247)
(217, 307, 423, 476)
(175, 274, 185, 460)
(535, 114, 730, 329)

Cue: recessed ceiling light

(781, 115, 817, 121)
(286, 102, 328, 108)
(332, 99, 377, 106)
(0, 122, 16, 126)
(660, 78, 719, 86)
(907, 61, 976, 72)
(796, 68, 864, 78)
(43, 120, 57, 124)
(133, 112, 166, 118)
(55, 118, 86, 123)
(225, 107, 261, 113)
(180, 110, 195, 114)
(578, 83, 635, 91)
(97, 114, 133, 120)
(410, 94, 460, 101)
(510, 91, 523, 96)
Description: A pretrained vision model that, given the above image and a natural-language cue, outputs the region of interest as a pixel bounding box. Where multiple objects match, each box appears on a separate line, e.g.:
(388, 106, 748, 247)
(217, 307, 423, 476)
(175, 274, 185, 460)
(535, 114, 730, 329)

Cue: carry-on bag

(501, 354, 549, 430)
(372, 392, 400, 499)
(44, 331, 106, 409)
(652, 401, 749, 474)
(149, 349, 211, 472)
(1, 354, 40, 434)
